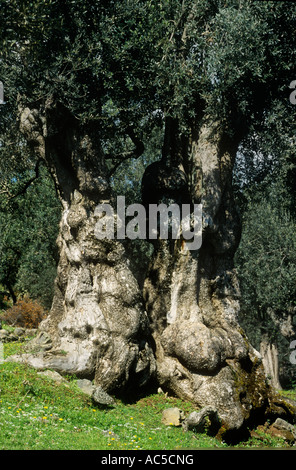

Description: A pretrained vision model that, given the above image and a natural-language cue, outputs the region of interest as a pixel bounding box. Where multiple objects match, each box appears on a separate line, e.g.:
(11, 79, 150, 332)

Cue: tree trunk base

(7, 195, 157, 395)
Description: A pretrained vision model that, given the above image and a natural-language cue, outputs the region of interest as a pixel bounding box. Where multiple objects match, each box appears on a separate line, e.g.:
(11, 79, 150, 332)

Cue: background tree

(233, 100, 296, 390)
(0, 167, 60, 309)
(235, 186, 296, 389)
(0, 96, 61, 309)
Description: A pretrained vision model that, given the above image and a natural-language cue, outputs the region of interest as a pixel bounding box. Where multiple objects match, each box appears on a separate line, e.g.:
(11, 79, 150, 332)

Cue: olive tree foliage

(1, 0, 295, 259)
(231, 39, 296, 388)
(0, 76, 60, 308)
(1, 0, 295, 160)
(0, 167, 60, 309)
(233, 118, 296, 388)
(234, 181, 296, 388)
(235, 187, 296, 330)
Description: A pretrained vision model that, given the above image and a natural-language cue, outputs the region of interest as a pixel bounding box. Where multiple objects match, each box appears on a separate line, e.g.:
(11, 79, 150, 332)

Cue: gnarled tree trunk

(13, 99, 156, 394)
(141, 119, 292, 434)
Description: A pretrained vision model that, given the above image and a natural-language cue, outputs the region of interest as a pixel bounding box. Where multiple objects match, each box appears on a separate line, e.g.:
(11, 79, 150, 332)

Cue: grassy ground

(0, 331, 295, 450)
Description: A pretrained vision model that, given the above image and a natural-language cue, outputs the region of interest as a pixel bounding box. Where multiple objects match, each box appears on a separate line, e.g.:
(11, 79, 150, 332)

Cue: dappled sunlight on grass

(0, 361, 226, 450)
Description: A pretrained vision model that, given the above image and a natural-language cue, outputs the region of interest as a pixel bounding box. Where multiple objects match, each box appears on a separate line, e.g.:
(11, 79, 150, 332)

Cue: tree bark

(6, 283, 17, 305)
(260, 337, 282, 390)
(141, 119, 288, 432)
(14, 99, 156, 394)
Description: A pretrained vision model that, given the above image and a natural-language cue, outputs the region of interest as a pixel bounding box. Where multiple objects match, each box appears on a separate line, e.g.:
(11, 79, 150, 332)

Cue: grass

(0, 361, 226, 450)
(0, 333, 295, 450)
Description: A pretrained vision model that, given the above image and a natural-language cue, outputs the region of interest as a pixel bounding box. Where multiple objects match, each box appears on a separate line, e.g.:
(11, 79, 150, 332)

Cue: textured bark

(7, 102, 295, 436)
(142, 120, 294, 433)
(12, 100, 156, 393)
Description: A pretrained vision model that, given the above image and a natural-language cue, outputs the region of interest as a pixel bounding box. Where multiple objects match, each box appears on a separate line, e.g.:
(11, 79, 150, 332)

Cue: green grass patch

(278, 388, 296, 402)
(0, 361, 226, 450)
(0, 337, 295, 450)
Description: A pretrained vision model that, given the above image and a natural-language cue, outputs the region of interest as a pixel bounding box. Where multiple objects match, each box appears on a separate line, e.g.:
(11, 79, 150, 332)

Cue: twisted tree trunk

(141, 119, 293, 434)
(13, 99, 156, 393)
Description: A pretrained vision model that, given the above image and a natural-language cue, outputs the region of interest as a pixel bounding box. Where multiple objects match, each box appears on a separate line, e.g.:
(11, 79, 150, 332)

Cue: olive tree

(1, 0, 296, 435)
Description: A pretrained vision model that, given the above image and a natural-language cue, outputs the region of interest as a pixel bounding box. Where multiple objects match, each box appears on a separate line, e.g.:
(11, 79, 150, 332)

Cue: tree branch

(9, 158, 44, 200)
(107, 125, 144, 177)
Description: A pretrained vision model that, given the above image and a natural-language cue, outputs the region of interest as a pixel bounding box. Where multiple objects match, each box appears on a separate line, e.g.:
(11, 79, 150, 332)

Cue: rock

(251, 419, 296, 444)
(268, 418, 296, 443)
(273, 417, 296, 434)
(26, 331, 52, 351)
(14, 327, 26, 336)
(0, 327, 35, 341)
(76, 379, 95, 396)
(161, 408, 184, 426)
(182, 406, 221, 436)
(0, 330, 9, 340)
(37, 370, 67, 385)
(92, 386, 115, 406)
(25, 328, 38, 337)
